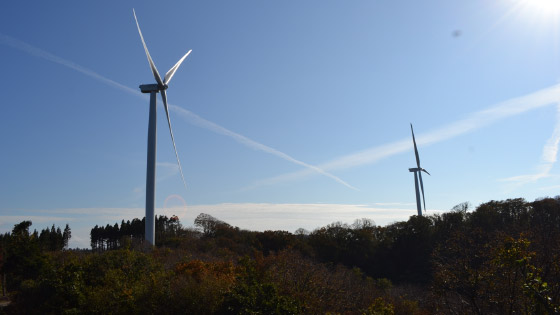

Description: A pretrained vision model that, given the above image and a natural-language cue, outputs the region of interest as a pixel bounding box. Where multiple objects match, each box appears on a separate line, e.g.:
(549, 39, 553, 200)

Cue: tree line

(0, 221, 70, 252)
(90, 215, 182, 251)
(0, 221, 71, 298)
(0, 196, 559, 313)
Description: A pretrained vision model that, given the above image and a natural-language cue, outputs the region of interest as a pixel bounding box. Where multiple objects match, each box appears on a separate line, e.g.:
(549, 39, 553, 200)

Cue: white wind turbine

(408, 124, 430, 216)
(133, 9, 191, 245)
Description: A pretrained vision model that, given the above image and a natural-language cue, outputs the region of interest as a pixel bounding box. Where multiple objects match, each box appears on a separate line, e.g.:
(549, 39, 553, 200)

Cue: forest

(0, 197, 559, 314)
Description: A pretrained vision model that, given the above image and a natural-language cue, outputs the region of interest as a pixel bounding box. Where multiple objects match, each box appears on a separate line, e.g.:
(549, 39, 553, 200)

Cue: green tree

(221, 257, 301, 314)
(63, 224, 71, 249)
(4, 221, 46, 292)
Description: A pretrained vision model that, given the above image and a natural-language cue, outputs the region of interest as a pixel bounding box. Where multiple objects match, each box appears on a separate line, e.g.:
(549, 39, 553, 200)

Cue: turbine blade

(161, 90, 188, 191)
(164, 50, 192, 84)
(419, 171, 426, 211)
(421, 168, 431, 176)
(411, 123, 421, 168)
(133, 9, 164, 87)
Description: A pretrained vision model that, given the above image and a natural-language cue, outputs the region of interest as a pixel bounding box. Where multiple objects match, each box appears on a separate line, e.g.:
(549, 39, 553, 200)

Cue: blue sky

(2, 0, 560, 247)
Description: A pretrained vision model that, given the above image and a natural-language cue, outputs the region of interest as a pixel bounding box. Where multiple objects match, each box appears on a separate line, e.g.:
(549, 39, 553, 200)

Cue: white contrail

(251, 83, 560, 188)
(0, 32, 356, 190)
(501, 102, 560, 185)
(0, 33, 139, 98)
(170, 105, 358, 190)
(541, 103, 560, 165)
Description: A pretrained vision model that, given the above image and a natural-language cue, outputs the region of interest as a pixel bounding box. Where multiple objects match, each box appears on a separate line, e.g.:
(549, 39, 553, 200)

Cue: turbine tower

(133, 9, 191, 245)
(408, 124, 430, 216)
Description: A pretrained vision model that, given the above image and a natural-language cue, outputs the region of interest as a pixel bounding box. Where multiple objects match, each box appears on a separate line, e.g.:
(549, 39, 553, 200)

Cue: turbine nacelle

(139, 84, 160, 93)
(139, 83, 169, 93)
(408, 167, 430, 175)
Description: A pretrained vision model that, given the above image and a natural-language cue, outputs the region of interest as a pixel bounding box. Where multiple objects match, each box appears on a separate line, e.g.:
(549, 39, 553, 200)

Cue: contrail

(501, 102, 560, 186)
(0, 32, 356, 190)
(170, 105, 358, 190)
(542, 103, 560, 165)
(251, 83, 560, 188)
(0, 33, 139, 98)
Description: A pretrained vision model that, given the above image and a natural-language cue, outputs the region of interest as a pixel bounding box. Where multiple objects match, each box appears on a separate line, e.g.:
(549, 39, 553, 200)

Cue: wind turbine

(408, 124, 430, 216)
(133, 9, 191, 245)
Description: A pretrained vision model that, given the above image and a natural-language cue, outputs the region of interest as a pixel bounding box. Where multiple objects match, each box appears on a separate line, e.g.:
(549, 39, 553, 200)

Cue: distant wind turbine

(133, 9, 191, 245)
(408, 124, 430, 216)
